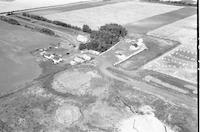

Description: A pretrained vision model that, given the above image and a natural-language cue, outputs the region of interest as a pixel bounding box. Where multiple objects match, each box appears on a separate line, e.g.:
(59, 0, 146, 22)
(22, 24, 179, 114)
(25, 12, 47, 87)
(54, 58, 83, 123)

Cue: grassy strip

(0, 16, 20, 25)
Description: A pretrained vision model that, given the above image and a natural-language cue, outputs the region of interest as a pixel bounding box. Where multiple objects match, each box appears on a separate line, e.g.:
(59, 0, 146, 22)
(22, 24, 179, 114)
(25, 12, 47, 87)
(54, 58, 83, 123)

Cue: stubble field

(143, 15, 197, 84)
(44, 1, 181, 29)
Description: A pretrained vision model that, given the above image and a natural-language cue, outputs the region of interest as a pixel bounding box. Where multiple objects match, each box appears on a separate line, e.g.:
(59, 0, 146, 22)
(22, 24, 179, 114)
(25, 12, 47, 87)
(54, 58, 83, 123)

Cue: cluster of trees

(79, 23, 127, 52)
(52, 21, 82, 31)
(82, 24, 92, 33)
(22, 13, 82, 31)
(141, 0, 196, 6)
(39, 28, 56, 36)
(0, 16, 20, 25)
(22, 13, 51, 23)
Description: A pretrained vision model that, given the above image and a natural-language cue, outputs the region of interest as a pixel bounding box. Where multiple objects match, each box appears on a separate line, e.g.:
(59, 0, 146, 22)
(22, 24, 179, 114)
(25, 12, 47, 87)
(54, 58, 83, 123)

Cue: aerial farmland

(0, 0, 198, 132)
(44, 1, 182, 29)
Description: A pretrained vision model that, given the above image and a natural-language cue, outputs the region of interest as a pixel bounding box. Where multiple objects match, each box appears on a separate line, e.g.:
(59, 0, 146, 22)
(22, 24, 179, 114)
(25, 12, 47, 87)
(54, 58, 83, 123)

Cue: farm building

(52, 56, 63, 64)
(77, 35, 88, 43)
(88, 50, 100, 55)
(129, 38, 145, 51)
(40, 51, 47, 56)
(80, 50, 100, 55)
(129, 43, 139, 50)
(74, 56, 85, 63)
(70, 60, 77, 65)
(43, 53, 54, 59)
(79, 54, 91, 61)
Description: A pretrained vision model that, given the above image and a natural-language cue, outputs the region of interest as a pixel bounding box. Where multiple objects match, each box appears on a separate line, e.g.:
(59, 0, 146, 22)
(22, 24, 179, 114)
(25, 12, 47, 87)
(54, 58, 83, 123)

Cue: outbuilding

(70, 60, 77, 65)
(74, 57, 85, 63)
(79, 54, 91, 61)
(44, 53, 54, 59)
(77, 35, 88, 43)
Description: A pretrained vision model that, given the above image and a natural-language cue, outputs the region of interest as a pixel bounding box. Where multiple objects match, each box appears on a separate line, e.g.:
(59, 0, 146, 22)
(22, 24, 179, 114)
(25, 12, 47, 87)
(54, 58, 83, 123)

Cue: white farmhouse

(79, 54, 91, 61)
(44, 53, 54, 59)
(74, 57, 85, 63)
(70, 60, 77, 65)
(52, 58, 63, 64)
(77, 35, 88, 43)
(40, 51, 47, 56)
(88, 50, 100, 55)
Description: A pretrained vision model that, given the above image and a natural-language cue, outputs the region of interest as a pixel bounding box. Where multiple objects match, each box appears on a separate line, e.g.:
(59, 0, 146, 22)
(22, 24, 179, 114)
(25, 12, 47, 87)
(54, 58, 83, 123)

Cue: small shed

(44, 53, 54, 59)
(70, 60, 77, 65)
(77, 35, 88, 43)
(79, 54, 91, 61)
(74, 57, 85, 63)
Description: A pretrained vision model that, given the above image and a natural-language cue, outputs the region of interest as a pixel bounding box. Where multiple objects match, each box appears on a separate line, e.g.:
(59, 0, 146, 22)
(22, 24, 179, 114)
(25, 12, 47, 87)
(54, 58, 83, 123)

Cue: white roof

(77, 35, 88, 43)
(74, 57, 85, 63)
(137, 38, 143, 43)
(80, 54, 91, 60)
(70, 60, 77, 65)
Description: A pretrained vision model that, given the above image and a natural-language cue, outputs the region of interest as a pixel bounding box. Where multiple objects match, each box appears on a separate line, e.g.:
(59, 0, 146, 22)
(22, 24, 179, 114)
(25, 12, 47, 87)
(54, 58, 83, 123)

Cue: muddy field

(44, 1, 181, 29)
(0, 65, 197, 132)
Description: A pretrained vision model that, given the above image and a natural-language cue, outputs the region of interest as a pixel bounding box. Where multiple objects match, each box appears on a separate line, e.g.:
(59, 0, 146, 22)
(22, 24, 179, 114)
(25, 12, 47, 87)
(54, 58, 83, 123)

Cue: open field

(143, 15, 197, 84)
(44, 1, 182, 29)
(147, 15, 197, 51)
(30, 0, 125, 16)
(0, 1, 197, 132)
(0, 21, 60, 96)
(0, 0, 90, 13)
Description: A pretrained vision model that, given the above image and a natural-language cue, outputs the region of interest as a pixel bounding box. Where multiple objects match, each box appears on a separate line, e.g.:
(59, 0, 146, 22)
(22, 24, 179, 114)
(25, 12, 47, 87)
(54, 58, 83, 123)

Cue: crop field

(0, 0, 89, 12)
(143, 15, 197, 84)
(147, 15, 197, 51)
(143, 46, 197, 84)
(44, 1, 181, 29)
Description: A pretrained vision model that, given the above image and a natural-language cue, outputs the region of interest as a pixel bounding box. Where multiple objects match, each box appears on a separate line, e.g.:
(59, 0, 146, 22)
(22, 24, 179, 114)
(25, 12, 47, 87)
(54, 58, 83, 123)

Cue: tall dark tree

(86, 40, 100, 50)
(99, 23, 127, 38)
(79, 43, 87, 50)
(82, 24, 92, 33)
(79, 23, 127, 52)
